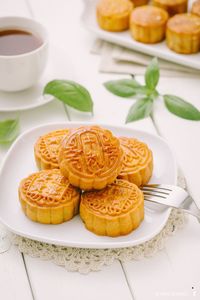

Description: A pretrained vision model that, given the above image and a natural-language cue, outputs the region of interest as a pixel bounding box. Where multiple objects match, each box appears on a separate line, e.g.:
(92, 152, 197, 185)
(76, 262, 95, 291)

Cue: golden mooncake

(153, 0, 188, 17)
(192, 0, 200, 17)
(80, 179, 144, 237)
(58, 126, 124, 190)
(130, 6, 168, 44)
(19, 169, 81, 224)
(96, 0, 133, 32)
(166, 13, 200, 54)
(130, 0, 149, 7)
(118, 137, 153, 186)
(34, 129, 69, 170)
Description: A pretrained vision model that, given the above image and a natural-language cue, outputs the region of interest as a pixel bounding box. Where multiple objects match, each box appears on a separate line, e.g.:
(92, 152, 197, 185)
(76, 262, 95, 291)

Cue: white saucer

(0, 122, 177, 249)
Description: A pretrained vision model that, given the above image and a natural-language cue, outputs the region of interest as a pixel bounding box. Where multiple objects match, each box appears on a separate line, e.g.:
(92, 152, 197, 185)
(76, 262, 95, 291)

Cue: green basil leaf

(0, 119, 20, 144)
(104, 79, 145, 97)
(147, 89, 159, 100)
(44, 80, 93, 112)
(145, 57, 160, 90)
(164, 95, 200, 121)
(126, 98, 153, 123)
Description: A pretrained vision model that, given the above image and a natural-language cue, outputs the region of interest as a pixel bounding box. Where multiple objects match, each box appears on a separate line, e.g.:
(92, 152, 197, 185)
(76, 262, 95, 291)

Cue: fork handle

(145, 197, 200, 222)
(180, 196, 200, 222)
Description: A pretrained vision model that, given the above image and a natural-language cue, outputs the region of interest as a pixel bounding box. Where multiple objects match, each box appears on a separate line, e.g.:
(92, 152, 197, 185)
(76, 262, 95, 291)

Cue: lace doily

(13, 209, 186, 273)
(2, 174, 187, 274)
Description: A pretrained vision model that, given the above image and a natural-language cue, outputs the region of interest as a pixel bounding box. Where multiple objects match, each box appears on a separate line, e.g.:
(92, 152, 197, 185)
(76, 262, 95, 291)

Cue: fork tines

(141, 185, 172, 199)
(142, 184, 172, 192)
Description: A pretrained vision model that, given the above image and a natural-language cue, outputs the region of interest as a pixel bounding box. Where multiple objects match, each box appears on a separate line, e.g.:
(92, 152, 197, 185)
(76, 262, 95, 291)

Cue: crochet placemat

(0, 174, 187, 274)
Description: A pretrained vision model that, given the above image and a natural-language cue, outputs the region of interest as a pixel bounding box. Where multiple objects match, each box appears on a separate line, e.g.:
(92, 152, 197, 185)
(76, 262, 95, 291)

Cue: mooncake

(166, 13, 200, 54)
(34, 129, 69, 170)
(80, 179, 144, 237)
(96, 0, 133, 32)
(58, 126, 124, 190)
(130, 6, 168, 43)
(118, 137, 153, 186)
(130, 0, 149, 7)
(153, 0, 188, 16)
(19, 169, 81, 224)
(191, 0, 200, 17)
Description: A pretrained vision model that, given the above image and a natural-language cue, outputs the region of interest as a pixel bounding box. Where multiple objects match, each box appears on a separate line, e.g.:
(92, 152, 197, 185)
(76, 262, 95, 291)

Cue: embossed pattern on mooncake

(118, 137, 153, 186)
(34, 129, 69, 170)
(82, 180, 140, 216)
(59, 126, 124, 190)
(19, 169, 80, 224)
(80, 179, 144, 237)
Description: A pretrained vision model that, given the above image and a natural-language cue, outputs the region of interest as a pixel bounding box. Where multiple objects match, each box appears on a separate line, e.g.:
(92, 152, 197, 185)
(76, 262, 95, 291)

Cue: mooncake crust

(80, 179, 144, 237)
(192, 0, 200, 17)
(19, 169, 81, 224)
(34, 129, 69, 170)
(166, 13, 200, 54)
(130, 0, 149, 7)
(130, 6, 168, 43)
(96, 0, 133, 32)
(58, 126, 124, 190)
(153, 0, 188, 16)
(118, 137, 153, 186)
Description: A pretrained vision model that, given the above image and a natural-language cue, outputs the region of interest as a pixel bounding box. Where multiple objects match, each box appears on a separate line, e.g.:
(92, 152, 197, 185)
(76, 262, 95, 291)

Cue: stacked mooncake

(19, 125, 153, 237)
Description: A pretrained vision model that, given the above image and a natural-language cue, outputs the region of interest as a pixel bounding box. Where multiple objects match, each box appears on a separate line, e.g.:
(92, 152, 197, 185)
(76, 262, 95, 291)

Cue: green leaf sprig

(0, 118, 20, 144)
(43, 80, 93, 113)
(104, 58, 200, 123)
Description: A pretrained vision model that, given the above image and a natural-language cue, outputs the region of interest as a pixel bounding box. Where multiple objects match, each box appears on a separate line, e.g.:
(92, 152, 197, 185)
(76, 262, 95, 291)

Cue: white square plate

(0, 122, 177, 248)
(81, 0, 200, 70)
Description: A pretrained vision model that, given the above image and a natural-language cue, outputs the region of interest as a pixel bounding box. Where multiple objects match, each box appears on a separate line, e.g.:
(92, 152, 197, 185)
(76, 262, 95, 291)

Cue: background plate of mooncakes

(0, 122, 177, 249)
(81, 0, 200, 70)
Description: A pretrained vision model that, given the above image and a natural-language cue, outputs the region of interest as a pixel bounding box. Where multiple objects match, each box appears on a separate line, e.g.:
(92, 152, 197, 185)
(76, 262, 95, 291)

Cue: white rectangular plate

(81, 0, 200, 70)
(0, 122, 177, 248)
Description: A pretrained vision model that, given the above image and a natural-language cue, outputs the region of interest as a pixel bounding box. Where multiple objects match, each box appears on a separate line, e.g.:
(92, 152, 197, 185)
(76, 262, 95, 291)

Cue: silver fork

(141, 184, 200, 222)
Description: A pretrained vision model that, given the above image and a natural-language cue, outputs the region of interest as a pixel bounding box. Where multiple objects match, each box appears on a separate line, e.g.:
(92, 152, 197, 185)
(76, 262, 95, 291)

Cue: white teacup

(0, 16, 48, 92)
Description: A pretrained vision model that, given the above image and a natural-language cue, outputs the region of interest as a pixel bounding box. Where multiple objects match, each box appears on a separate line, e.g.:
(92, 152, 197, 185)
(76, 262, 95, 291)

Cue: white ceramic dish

(81, 0, 200, 70)
(0, 122, 177, 248)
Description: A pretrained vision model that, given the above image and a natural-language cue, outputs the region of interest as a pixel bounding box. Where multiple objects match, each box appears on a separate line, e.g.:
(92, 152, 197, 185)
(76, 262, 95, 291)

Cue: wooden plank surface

(0, 1, 47, 299)
(0, 0, 200, 299)
(26, 2, 177, 300)
(27, 1, 200, 300)
(0, 246, 33, 300)
(9, 0, 134, 299)
(26, 258, 133, 300)
(153, 77, 200, 207)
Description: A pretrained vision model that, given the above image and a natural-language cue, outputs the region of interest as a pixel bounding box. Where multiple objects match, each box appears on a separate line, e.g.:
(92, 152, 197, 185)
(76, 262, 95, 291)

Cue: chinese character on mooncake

(19, 169, 81, 224)
(80, 179, 144, 237)
(58, 126, 124, 190)
(118, 137, 153, 186)
(34, 129, 69, 170)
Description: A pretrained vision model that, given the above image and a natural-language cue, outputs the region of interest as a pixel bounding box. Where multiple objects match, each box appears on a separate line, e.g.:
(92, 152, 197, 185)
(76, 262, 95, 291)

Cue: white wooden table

(0, 1, 200, 299)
